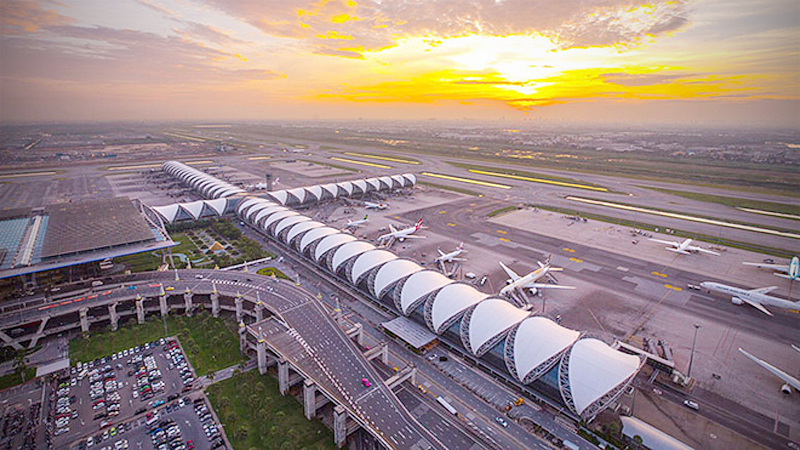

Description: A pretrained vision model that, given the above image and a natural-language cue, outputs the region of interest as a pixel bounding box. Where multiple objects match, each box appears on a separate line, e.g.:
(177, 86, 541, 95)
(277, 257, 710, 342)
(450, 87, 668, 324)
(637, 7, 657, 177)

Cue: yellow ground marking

(247, 156, 272, 161)
(569, 257, 583, 263)
(736, 207, 800, 221)
(344, 152, 420, 165)
(421, 172, 512, 189)
(496, 230, 507, 235)
(468, 169, 607, 192)
(651, 271, 668, 278)
(164, 132, 206, 142)
(499, 237, 510, 243)
(438, 210, 446, 214)
(563, 248, 575, 253)
(330, 157, 391, 169)
(447, 223, 456, 227)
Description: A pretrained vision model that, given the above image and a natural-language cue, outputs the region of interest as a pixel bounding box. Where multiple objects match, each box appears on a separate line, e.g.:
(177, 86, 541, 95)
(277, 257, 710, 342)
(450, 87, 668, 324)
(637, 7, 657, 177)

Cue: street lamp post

(687, 323, 701, 378)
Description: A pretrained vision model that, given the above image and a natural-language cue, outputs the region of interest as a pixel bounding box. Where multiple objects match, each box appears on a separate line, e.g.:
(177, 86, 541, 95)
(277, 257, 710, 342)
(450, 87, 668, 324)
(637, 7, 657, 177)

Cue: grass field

(257, 267, 291, 280)
(208, 370, 335, 450)
(640, 186, 800, 217)
(69, 311, 244, 376)
(448, 161, 608, 189)
(418, 180, 481, 197)
(487, 206, 520, 217)
(0, 368, 36, 390)
(115, 251, 162, 272)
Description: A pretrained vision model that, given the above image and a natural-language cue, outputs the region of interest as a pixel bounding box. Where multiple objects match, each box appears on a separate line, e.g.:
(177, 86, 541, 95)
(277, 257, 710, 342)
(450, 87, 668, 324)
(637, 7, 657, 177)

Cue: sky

(0, 0, 798, 127)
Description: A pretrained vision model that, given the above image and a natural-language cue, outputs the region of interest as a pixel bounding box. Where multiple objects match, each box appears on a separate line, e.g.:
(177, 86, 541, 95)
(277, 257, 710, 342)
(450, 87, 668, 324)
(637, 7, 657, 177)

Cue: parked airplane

(498, 258, 575, 297)
(343, 215, 369, 230)
(365, 201, 389, 210)
(246, 177, 279, 190)
(743, 256, 800, 281)
(434, 243, 467, 264)
(738, 347, 800, 394)
(699, 281, 800, 316)
(377, 219, 425, 245)
(648, 238, 720, 256)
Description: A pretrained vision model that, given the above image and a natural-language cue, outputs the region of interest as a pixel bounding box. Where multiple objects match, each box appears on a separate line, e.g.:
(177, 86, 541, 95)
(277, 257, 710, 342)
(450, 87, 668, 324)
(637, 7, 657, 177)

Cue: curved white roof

(429, 284, 488, 334)
(511, 317, 579, 383)
(373, 259, 422, 298)
(181, 200, 205, 219)
(566, 338, 642, 416)
(299, 227, 340, 252)
(275, 215, 310, 236)
(352, 179, 368, 193)
(253, 206, 288, 226)
(315, 234, 359, 263)
(218, 188, 245, 197)
(208, 185, 228, 198)
(399, 271, 453, 315)
(403, 173, 416, 185)
(152, 204, 180, 223)
(286, 187, 306, 204)
(351, 250, 397, 284)
(391, 175, 406, 188)
(237, 198, 262, 215)
(321, 183, 339, 198)
(264, 210, 299, 231)
(463, 299, 529, 355)
(365, 178, 381, 191)
(378, 176, 394, 189)
(330, 240, 373, 270)
(304, 185, 322, 202)
(286, 221, 325, 244)
(336, 181, 353, 196)
(268, 190, 288, 205)
(204, 198, 227, 215)
(246, 201, 278, 221)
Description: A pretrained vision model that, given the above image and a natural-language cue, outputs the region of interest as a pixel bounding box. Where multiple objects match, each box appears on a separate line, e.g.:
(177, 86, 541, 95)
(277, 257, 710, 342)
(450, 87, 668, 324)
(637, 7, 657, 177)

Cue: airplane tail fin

(458, 242, 463, 250)
(364, 215, 368, 220)
(415, 219, 423, 230)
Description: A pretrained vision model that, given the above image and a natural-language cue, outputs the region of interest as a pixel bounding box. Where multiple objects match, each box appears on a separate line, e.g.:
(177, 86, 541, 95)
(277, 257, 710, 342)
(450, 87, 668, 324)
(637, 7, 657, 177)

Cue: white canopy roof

(237, 198, 262, 215)
(352, 179, 368, 193)
(336, 181, 353, 196)
(181, 200, 205, 219)
(286, 187, 306, 204)
(566, 338, 642, 416)
(152, 204, 181, 223)
(402, 173, 416, 185)
(511, 317, 579, 383)
(429, 284, 488, 334)
(378, 176, 394, 189)
(391, 175, 406, 188)
(246, 201, 278, 221)
(351, 250, 397, 284)
(329, 240, 372, 270)
(365, 178, 381, 191)
(299, 227, 340, 252)
(463, 299, 529, 356)
(264, 210, 299, 230)
(274, 215, 311, 236)
(373, 259, 423, 298)
(217, 187, 245, 197)
(268, 190, 288, 205)
(321, 183, 339, 198)
(399, 271, 453, 315)
(254, 206, 288, 226)
(286, 221, 325, 244)
(204, 198, 227, 215)
(304, 185, 322, 201)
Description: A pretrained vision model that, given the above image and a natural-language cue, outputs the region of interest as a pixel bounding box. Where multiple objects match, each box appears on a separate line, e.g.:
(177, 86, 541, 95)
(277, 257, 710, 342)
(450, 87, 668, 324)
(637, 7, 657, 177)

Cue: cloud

(175, 21, 247, 46)
(196, 0, 694, 57)
(1, 0, 72, 34)
(134, 0, 176, 18)
(602, 72, 695, 87)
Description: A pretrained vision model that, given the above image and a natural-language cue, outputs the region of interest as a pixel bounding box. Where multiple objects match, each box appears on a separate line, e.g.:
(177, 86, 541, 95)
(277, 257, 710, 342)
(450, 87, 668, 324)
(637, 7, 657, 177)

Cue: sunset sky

(1, 0, 798, 126)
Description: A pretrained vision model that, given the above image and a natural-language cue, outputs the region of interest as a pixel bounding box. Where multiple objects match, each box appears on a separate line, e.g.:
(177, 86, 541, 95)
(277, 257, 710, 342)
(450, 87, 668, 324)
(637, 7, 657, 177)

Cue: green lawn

(69, 311, 244, 376)
(115, 251, 162, 272)
(207, 371, 335, 450)
(257, 267, 291, 280)
(640, 186, 800, 217)
(0, 368, 36, 390)
(487, 206, 520, 217)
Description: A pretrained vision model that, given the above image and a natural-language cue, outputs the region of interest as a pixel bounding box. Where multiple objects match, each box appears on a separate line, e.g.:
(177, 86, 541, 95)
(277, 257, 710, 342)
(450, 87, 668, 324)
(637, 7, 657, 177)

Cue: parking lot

(42, 337, 228, 450)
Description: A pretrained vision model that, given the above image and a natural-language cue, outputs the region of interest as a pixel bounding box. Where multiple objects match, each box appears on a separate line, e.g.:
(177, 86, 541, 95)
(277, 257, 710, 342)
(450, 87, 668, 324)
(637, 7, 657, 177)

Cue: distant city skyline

(1, 0, 798, 127)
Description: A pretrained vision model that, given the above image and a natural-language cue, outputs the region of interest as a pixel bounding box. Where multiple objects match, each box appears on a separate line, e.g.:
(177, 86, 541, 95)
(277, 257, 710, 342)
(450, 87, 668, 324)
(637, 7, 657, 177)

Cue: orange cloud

(1, 0, 72, 34)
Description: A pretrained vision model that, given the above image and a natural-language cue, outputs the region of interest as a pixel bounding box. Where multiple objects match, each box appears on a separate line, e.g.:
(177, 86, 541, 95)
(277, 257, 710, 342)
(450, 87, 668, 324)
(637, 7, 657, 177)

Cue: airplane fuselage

(700, 282, 799, 311)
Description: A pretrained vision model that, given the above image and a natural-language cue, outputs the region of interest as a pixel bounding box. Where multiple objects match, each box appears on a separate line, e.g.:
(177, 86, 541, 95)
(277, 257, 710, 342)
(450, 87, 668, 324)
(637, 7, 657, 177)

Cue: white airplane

(743, 256, 800, 281)
(365, 201, 389, 210)
(738, 347, 800, 394)
(343, 215, 369, 230)
(699, 281, 800, 316)
(246, 177, 279, 190)
(648, 238, 720, 256)
(434, 243, 467, 264)
(499, 259, 575, 297)
(377, 219, 425, 245)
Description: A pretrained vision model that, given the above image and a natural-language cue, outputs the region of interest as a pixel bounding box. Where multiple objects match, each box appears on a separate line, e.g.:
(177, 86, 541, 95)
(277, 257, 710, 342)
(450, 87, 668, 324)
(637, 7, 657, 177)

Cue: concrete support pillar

(381, 342, 389, 366)
(135, 296, 145, 324)
(255, 302, 264, 322)
(108, 302, 119, 331)
(347, 323, 365, 347)
(211, 292, 220, 318)
(333, 405, 347, 449)
(303, 379, 317, 420)
(278, 358, 290, 395)
(235, 296, 244, 323)
(238, 322, 247, 354)
(159, 294, 168, 316)
(28, 317, 49, 349)
(0, 331, 23, 351)
(79, 307, 89, 333)
(257, 328, 267, 375)
(183, 291, 193, 316)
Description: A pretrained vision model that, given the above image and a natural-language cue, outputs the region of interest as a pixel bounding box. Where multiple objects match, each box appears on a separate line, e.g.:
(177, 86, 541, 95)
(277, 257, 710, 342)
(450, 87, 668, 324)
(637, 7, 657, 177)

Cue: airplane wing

(499, 262, 520, 281)
(402, 235, 426, 239)
(737, 297, 774, 316)
(389, 225, 397, 233)
(750, 286, 779, 294)
(688, 245, 720, 256)
(743, 262, 789, 271)
(523, 283, 575, 290)
(438, 249, 445, 257)
(739, 348, 800, 391)
(648, 238, 679, 248)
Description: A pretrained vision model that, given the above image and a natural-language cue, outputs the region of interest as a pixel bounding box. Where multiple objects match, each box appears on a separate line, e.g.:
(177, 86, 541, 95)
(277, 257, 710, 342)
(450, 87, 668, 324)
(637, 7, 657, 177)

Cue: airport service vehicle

(495, 417, 508, 428)
(743, 256, 800, 281)
(648, 238, 720, 256)
(499, 257, 575, 297)
(361, 378, 371, 387)
(699, 281, 800, 316)
(377, 219, 425, 245)
(738, 347, 800, 394)
(365, 201, 389, 210)
(433, 243, 467, 264)
(343, 215, 369, 230)
(683, 400, 699, 410)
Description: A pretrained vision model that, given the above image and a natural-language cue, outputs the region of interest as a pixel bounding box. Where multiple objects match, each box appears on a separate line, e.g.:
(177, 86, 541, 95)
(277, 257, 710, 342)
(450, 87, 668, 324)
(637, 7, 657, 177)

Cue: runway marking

(420, 172, 512, 189)
(330, 157, 391, 169)
(447, 223, 456, 227)
(651, 271, 668, 278)
(664, 284, 682, 292)
(569, 257, 583, 263)
(496, 230, 507, 235)
(438, 210, 446, 214)
(0, 171, 57, 179)
(567, 195, 800, 240)
(736, 207, 800, 221)
(469, 168, 608, 192)
(616, 266, 629, 272)
(499, 237, 510, 243)
(343, 152, 420, 165)
(563, 247, 575, 253)
(247, 156, 272, 161)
